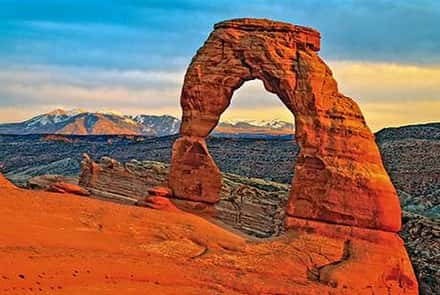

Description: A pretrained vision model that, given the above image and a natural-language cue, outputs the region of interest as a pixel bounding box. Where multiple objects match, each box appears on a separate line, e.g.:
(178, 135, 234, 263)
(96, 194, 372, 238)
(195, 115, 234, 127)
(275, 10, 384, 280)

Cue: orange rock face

(169, 18, 401, 232)
(169, 136, 222, 203)
(147, 186, 173, 198)
(143, 196, 181, 212)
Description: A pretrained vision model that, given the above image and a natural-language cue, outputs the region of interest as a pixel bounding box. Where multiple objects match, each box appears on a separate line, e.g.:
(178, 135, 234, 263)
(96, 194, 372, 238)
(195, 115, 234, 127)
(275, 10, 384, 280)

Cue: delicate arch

(169, 18, 401, 232)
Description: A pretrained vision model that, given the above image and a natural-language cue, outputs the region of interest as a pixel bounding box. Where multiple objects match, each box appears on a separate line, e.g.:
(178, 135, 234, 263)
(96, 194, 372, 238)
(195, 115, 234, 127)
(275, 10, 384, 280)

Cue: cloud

(0, 65, 184, 120)
(0, 61, 439, 130)
(330, 61, 440, 102)
(360, 100, 440, 131)
(328, 61, 440, 130)
(1, 0, 440, 70)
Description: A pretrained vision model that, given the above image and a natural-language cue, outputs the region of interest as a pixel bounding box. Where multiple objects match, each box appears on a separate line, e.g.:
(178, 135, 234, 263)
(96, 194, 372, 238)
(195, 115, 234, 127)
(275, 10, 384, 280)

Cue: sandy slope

(0, 185, 417, 294)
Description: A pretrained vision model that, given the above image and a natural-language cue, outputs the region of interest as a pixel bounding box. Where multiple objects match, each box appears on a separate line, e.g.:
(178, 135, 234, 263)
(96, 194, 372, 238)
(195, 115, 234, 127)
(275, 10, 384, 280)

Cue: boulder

(148, 186, 173, 198)
(136, 196, 180, 212)
(48, 181, 90, 196)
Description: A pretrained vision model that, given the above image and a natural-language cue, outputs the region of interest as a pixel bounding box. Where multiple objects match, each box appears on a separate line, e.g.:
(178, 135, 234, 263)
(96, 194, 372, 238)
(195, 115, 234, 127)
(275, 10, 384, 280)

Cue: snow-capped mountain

(215, 119, 294, 137)
(0, 109, 294, 137)
(16, 109, 84, 131)
(131, 115, 180, 137)
(220, 119, 293, 129)
(0, 110, 179, 136)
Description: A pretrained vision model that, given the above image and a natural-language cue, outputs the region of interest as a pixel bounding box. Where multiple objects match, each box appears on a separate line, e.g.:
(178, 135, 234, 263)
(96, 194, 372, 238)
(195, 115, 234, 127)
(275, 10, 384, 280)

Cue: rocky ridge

(401, 212, 439, 295)
(0, 109, 295, 137)
(0, 110, 177, 136)
(79, 155, 289, 238)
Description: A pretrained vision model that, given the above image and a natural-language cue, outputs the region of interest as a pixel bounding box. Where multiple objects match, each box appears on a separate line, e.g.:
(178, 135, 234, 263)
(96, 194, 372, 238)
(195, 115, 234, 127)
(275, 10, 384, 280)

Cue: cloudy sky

(0, 0, 439, 130)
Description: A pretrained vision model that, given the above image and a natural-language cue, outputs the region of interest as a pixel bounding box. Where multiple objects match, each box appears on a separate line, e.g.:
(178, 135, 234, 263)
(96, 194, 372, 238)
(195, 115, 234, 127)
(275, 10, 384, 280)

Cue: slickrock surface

(0, 184, 417, 294)
(170, 18, 401, 232)
(80, 155, 289, 238)
(0, 172, 17, 189)
(1, 123, 438, 292)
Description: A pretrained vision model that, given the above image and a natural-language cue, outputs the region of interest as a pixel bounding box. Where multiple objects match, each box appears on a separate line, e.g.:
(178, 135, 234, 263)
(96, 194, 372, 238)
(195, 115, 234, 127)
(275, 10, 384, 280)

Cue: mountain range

(0, 109, 294, 137)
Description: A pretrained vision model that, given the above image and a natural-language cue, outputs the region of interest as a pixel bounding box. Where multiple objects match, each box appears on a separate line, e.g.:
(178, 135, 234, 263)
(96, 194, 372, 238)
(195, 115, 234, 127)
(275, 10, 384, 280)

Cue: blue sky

(1, 0, 440, 130)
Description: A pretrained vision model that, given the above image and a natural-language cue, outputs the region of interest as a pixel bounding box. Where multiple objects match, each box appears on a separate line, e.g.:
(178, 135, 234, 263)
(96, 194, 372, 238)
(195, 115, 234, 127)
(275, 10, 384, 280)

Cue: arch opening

(169, 18, 402, 235)
(209, 79, 297, 184)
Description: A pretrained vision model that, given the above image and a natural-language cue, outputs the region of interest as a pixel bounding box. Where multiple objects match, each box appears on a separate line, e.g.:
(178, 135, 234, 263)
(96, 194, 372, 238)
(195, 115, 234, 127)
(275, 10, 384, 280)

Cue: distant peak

(221, 119, 293, 126)
(45, 108, 85, 116)
(97, 110, 124, 117)
(46, 108, 67, 116)
(67, 108, 86, 116)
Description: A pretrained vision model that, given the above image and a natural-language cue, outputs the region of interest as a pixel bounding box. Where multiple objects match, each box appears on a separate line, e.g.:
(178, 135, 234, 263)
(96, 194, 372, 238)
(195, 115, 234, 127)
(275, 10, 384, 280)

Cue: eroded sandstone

(79, 155, 289, 238)
(169, 18, 401, 232)
(0, 184, 418, 294)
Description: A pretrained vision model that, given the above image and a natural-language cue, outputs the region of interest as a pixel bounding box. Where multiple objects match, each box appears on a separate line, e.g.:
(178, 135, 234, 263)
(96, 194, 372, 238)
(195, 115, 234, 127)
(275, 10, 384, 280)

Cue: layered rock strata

(79, 155, 289, 237)
(169, 18, 401, 232)
(74, 155, 418, 291)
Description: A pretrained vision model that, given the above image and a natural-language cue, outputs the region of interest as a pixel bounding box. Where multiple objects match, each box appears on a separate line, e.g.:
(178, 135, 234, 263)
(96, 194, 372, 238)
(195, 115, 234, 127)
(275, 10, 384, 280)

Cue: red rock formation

(139, 196, 181, 212)
(48, 181, 90, 196)
(147, 186, 173, 198)
(28, 175, 79, 191)
(0, 182, 418, 294)
(169, 136, 222, 203)
(169, 18, 401, 232)
(79, 156, 290, 237)
(79, 154, 169, 201)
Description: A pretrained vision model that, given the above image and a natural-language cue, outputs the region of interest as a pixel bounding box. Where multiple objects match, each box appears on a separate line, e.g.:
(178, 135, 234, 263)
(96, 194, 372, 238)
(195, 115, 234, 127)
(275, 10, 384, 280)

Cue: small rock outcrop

(27, 175, 89, 196)
(147, 186, 173, 198)
(169, 18, 401, 232)
(79, 155, 289, 237)
(48, 181, 90, 196)
(79, 154, 169, 200)
(136, 196, 181, 212)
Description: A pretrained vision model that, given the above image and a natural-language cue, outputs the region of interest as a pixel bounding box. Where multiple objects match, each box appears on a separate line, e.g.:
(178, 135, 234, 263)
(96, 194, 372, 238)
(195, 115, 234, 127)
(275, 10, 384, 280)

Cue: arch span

(169, 18, 401, 232)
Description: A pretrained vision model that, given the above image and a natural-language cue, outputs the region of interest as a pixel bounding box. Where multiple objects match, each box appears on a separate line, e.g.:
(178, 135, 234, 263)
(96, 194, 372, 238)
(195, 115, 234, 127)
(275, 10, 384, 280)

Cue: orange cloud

(0, 62, 439, 131)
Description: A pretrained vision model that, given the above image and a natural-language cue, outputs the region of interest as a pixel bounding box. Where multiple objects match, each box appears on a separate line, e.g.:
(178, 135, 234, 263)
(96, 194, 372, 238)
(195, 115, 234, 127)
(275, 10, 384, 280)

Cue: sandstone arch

(169, 18, 401, 232)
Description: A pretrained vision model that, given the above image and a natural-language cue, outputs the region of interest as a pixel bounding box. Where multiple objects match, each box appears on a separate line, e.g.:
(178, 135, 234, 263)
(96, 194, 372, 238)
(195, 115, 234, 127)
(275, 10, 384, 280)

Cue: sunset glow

(0, 1, 439, 130)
